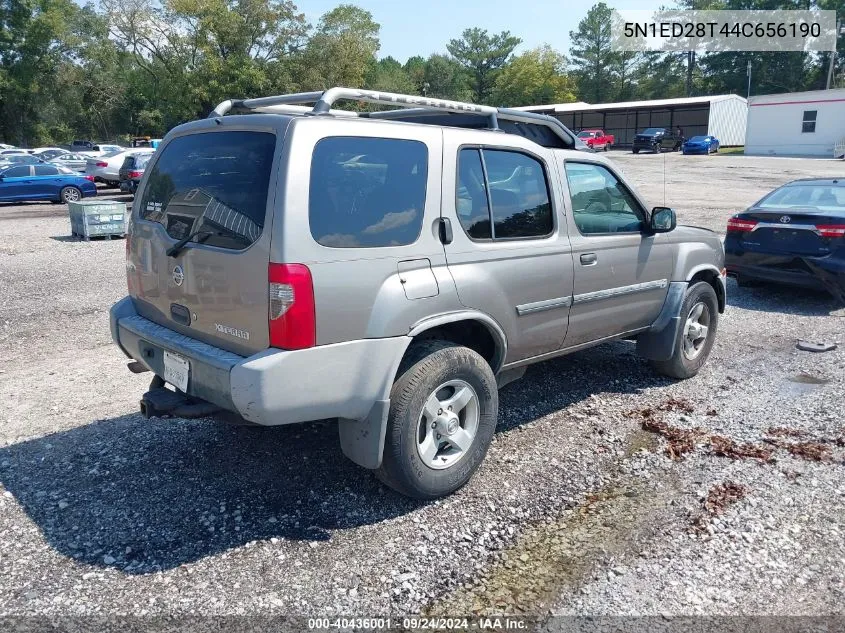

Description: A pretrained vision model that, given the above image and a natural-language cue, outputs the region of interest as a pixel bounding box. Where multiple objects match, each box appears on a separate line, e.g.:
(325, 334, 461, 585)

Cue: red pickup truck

(576, 129, 614, 151)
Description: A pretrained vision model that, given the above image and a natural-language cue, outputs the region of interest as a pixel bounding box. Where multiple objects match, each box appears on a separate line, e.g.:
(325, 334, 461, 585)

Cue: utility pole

(747, 59, 752, 99)
(827, 18, 843, 90)
(686, 50, 695, 97)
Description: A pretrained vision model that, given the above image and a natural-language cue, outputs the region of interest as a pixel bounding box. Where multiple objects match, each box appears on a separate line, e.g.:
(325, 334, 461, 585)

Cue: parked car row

(571, 128, 723, 155)
(0, 140, 157, 202)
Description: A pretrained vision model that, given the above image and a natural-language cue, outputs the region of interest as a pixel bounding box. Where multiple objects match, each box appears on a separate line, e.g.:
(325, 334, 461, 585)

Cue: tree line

(1, 0, 842, 146)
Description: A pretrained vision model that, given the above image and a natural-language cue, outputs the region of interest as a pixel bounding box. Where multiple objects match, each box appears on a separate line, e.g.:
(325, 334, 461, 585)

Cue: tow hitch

(139, 376, 221, 419)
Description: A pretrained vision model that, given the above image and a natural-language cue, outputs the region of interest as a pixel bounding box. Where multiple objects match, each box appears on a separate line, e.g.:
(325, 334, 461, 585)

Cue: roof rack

(209, 87, 579, 150)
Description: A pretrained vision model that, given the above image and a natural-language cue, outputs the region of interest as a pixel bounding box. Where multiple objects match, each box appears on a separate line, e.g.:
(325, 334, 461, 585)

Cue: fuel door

(397, 259, 439, 300)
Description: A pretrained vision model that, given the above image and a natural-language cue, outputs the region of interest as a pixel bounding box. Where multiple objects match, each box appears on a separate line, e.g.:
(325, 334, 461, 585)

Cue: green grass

(717, 146, 745, 155)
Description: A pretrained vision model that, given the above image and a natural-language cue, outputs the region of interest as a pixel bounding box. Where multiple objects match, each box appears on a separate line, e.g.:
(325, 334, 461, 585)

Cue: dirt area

(0, 156, 843, 622)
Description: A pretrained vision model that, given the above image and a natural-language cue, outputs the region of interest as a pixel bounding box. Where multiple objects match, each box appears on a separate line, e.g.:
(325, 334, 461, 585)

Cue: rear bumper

(110, 297, 411, 426)
(632, 142, 658, 152)
(725, 251, 842, 291)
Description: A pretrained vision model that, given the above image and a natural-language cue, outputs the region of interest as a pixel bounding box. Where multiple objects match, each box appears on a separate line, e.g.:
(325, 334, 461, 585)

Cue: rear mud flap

(338, 400, 390, 470)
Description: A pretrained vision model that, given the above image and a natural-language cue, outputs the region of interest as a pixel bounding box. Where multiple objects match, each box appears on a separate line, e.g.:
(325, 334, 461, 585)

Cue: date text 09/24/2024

(306, 617, 528, 630)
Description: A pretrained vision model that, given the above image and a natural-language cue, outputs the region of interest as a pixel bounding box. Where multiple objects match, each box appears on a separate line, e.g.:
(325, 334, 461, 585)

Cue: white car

(31, 146, 65, 154)
(0, 143, 17, 150)
(85, 148, 153, 186)
(79, 144, 124, 158)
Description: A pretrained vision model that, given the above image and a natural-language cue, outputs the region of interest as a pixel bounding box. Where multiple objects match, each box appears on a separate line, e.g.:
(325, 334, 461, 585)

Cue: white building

(745, 88, 845, 157)
(514, 94, 747, 147)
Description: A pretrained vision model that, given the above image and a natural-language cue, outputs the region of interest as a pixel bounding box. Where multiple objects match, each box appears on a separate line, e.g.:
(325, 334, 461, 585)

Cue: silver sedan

(49, 153, 89, 172)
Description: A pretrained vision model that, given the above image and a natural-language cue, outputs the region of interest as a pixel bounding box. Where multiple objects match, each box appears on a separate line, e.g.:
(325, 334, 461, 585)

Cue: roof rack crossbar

(209, 87, 577, 146)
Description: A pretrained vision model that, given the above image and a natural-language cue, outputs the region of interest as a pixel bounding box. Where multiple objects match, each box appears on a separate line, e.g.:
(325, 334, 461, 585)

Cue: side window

(34, 165, 59, 176)
(309, 137, 428, 248)
(802, 110, 817, 133)
(456, 149, 492, 239)
(4, 166, 30, 178)
(564, 162, 644, 235)
(483, 150, 553, 239)
(455, 148, 553, 240)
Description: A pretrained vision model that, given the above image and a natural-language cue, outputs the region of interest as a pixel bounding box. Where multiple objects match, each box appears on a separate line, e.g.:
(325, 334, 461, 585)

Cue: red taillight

(268, 263, 315, 350)
(96, 161, 108, 167)
(84, 175, 95, 182)
(726, 218, 758, 232)
(815, 224, 845, 238)
(128, 170, 143, 179)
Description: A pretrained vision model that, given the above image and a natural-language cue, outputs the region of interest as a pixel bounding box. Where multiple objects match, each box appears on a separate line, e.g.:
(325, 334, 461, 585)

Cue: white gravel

(0, 156, 843, 620)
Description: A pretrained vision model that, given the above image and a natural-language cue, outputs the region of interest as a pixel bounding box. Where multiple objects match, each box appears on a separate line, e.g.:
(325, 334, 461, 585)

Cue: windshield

(641, 128, 664, 135)
(759, 184, 845, 210)
(577, 131, 596, 138)
(688, 136, 709, 142)
(7, 155, 39, 164)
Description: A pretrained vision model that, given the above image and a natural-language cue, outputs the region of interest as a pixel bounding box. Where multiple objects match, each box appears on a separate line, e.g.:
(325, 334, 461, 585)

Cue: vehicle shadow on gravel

(0, 342, 665, 574)
(726, 278, 842, 317)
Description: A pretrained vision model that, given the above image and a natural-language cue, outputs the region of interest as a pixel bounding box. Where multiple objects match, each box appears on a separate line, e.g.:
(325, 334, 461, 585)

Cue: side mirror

(650, 206, 676, 233)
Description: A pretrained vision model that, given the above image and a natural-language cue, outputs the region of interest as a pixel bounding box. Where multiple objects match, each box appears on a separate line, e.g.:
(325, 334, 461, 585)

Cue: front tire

(650, 281, 719, 380)
(60, 186, 82, 203)
(376, 341, 498, 499)
(632, 149, 640, 154)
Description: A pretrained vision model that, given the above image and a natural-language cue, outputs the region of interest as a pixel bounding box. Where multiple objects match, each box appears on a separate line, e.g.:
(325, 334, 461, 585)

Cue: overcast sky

(301, 0, 666, 62)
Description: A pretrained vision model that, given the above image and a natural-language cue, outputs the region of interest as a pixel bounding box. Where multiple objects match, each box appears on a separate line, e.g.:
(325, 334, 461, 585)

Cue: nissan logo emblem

(172, 265, 185, 286)
(779, 215, 791, 224)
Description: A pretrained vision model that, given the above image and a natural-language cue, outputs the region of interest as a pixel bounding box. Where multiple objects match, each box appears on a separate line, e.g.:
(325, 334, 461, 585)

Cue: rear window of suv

(309, 137, 428, 248)
(139, 131, 276, 250)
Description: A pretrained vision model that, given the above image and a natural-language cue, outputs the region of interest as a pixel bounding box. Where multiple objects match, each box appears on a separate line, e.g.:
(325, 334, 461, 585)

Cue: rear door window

(456, 148, 553, 240)
(309, 137, 428, 248)
(483, 149, 553, 239)
(34, 165, 60, 176)
(139, 131, 276, 250)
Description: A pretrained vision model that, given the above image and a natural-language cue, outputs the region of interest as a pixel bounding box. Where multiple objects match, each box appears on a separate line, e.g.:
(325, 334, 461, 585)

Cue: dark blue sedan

(682, 135, 720, 155)
(0, 163, 97, 203)
(725, 179, 845, 301)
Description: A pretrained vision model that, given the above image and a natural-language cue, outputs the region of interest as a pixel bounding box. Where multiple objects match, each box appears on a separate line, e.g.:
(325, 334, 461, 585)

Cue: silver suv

(111, 88, 726, 499)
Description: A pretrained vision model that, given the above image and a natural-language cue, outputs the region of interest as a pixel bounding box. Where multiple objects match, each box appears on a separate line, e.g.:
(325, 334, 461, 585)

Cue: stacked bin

(68, 200, 128, 240)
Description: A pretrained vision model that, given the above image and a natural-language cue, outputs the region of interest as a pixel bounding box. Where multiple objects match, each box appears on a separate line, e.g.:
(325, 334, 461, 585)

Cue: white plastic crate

(68, 200, 128, 240)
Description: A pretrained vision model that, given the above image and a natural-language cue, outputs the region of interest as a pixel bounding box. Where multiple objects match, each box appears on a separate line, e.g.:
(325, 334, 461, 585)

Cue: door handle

(580, 253, 597, 265)
(438, 218, 453, 245)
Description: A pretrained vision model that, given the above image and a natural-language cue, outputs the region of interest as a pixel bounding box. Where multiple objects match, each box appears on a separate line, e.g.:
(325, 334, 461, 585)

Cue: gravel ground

(0, 156, 843, 622)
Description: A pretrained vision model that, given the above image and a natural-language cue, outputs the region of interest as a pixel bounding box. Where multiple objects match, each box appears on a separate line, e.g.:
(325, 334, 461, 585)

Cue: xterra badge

(215, 323, 250, 341)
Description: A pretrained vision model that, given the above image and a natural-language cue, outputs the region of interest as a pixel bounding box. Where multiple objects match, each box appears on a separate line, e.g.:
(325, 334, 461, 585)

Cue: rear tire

(376, 340, 498, 499)
(604, 143, 610, 152)
(60, 186, 82, 203)
(650, 281, 719, 380)
(632, 149, 639, 154)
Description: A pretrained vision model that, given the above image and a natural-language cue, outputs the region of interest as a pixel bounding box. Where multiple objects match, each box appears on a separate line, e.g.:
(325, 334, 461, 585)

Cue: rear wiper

(166, 230, 217, 257)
